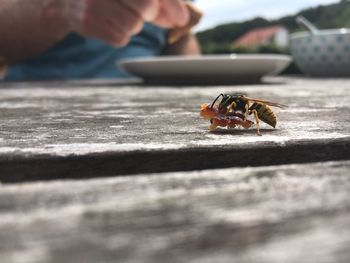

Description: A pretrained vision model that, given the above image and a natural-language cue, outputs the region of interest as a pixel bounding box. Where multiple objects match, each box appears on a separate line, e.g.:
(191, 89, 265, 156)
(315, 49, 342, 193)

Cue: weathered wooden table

(0, 77, 349, 263)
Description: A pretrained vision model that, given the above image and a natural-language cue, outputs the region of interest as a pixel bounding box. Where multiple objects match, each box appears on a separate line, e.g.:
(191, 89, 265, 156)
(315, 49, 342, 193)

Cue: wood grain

(0, 161, 349, 263)
(0, 77, 349, 182)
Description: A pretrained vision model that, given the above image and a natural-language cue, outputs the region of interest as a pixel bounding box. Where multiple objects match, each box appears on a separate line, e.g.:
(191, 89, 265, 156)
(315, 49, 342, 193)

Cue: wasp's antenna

(210, 94, 224, 109)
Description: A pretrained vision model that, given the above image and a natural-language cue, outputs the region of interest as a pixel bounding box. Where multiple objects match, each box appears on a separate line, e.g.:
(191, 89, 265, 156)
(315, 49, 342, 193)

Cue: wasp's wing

(244, 97, 288, 109)
(210, 94, 224, 108)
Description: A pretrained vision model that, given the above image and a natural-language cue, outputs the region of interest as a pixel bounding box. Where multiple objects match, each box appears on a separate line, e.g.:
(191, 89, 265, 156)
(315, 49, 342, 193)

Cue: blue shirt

(5, 23, 167, 81)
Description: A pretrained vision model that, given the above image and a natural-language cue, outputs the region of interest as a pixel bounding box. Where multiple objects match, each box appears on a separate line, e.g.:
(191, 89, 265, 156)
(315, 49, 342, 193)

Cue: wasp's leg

(209, 119, 218, 131)
(244, 104, 249, 120)
(251, 109, 262, 136)
(226, 102, 237, 113)
(209, 123, 218, 131)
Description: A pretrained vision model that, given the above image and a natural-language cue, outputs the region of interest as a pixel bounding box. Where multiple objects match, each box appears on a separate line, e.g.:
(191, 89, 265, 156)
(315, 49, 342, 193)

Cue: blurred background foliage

(196, 0, 350, 74)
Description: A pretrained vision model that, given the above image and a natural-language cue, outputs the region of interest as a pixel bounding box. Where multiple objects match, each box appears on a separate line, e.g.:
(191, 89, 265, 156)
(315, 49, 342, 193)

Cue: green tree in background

(196, 0, 350, 73)
(197, 0, 350, 55)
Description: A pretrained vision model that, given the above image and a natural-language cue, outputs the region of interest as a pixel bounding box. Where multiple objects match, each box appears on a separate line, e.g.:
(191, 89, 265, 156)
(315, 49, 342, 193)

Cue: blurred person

(0, 0, 202, 80)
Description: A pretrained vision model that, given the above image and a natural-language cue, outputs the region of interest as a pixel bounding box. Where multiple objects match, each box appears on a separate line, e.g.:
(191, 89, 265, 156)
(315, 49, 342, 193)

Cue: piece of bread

(167, 2, 203, 44)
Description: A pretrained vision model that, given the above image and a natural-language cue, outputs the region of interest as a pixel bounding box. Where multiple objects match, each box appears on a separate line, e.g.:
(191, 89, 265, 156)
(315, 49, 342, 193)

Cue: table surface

(0, 76, 350, 263)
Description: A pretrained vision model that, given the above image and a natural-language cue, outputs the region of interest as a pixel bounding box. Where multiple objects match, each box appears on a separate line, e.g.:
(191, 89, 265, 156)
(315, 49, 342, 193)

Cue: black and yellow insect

(211, 94, 287, 135)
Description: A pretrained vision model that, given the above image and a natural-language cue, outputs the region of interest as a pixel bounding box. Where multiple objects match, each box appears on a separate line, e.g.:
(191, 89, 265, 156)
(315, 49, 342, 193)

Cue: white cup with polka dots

(290, 29, 350, 76)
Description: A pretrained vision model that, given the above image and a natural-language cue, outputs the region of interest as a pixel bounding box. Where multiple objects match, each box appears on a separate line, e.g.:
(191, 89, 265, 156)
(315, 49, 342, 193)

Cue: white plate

(118, 54, 291, 85)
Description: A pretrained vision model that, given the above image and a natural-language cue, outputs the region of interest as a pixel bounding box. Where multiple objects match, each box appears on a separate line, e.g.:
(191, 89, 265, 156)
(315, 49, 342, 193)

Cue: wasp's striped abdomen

(249, 103, 277, 128)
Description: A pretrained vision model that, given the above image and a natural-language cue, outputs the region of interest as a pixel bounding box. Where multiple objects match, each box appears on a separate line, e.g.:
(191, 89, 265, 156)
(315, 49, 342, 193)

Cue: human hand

(43, 0, 190, 46)
(167, 2, 202, 44)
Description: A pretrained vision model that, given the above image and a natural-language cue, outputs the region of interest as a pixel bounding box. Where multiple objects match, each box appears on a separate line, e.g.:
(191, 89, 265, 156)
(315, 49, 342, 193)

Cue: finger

(167, 2, 203, 44)
(43, 0, 86, 28)
(80, 13, 130, 47)
(44, 0, 134, 47)
(152, 0, 189, 28)
(119, 0, 159, 22)
(88, 0, 144, 36)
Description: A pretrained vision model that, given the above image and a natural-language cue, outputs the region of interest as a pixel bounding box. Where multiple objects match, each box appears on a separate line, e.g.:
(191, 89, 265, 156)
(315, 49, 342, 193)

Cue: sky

(194, 0, 340, 31)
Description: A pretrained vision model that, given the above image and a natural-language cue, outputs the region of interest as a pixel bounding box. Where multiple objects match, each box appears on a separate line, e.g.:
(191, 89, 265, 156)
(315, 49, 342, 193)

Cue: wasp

(201, 94, 287, 135)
